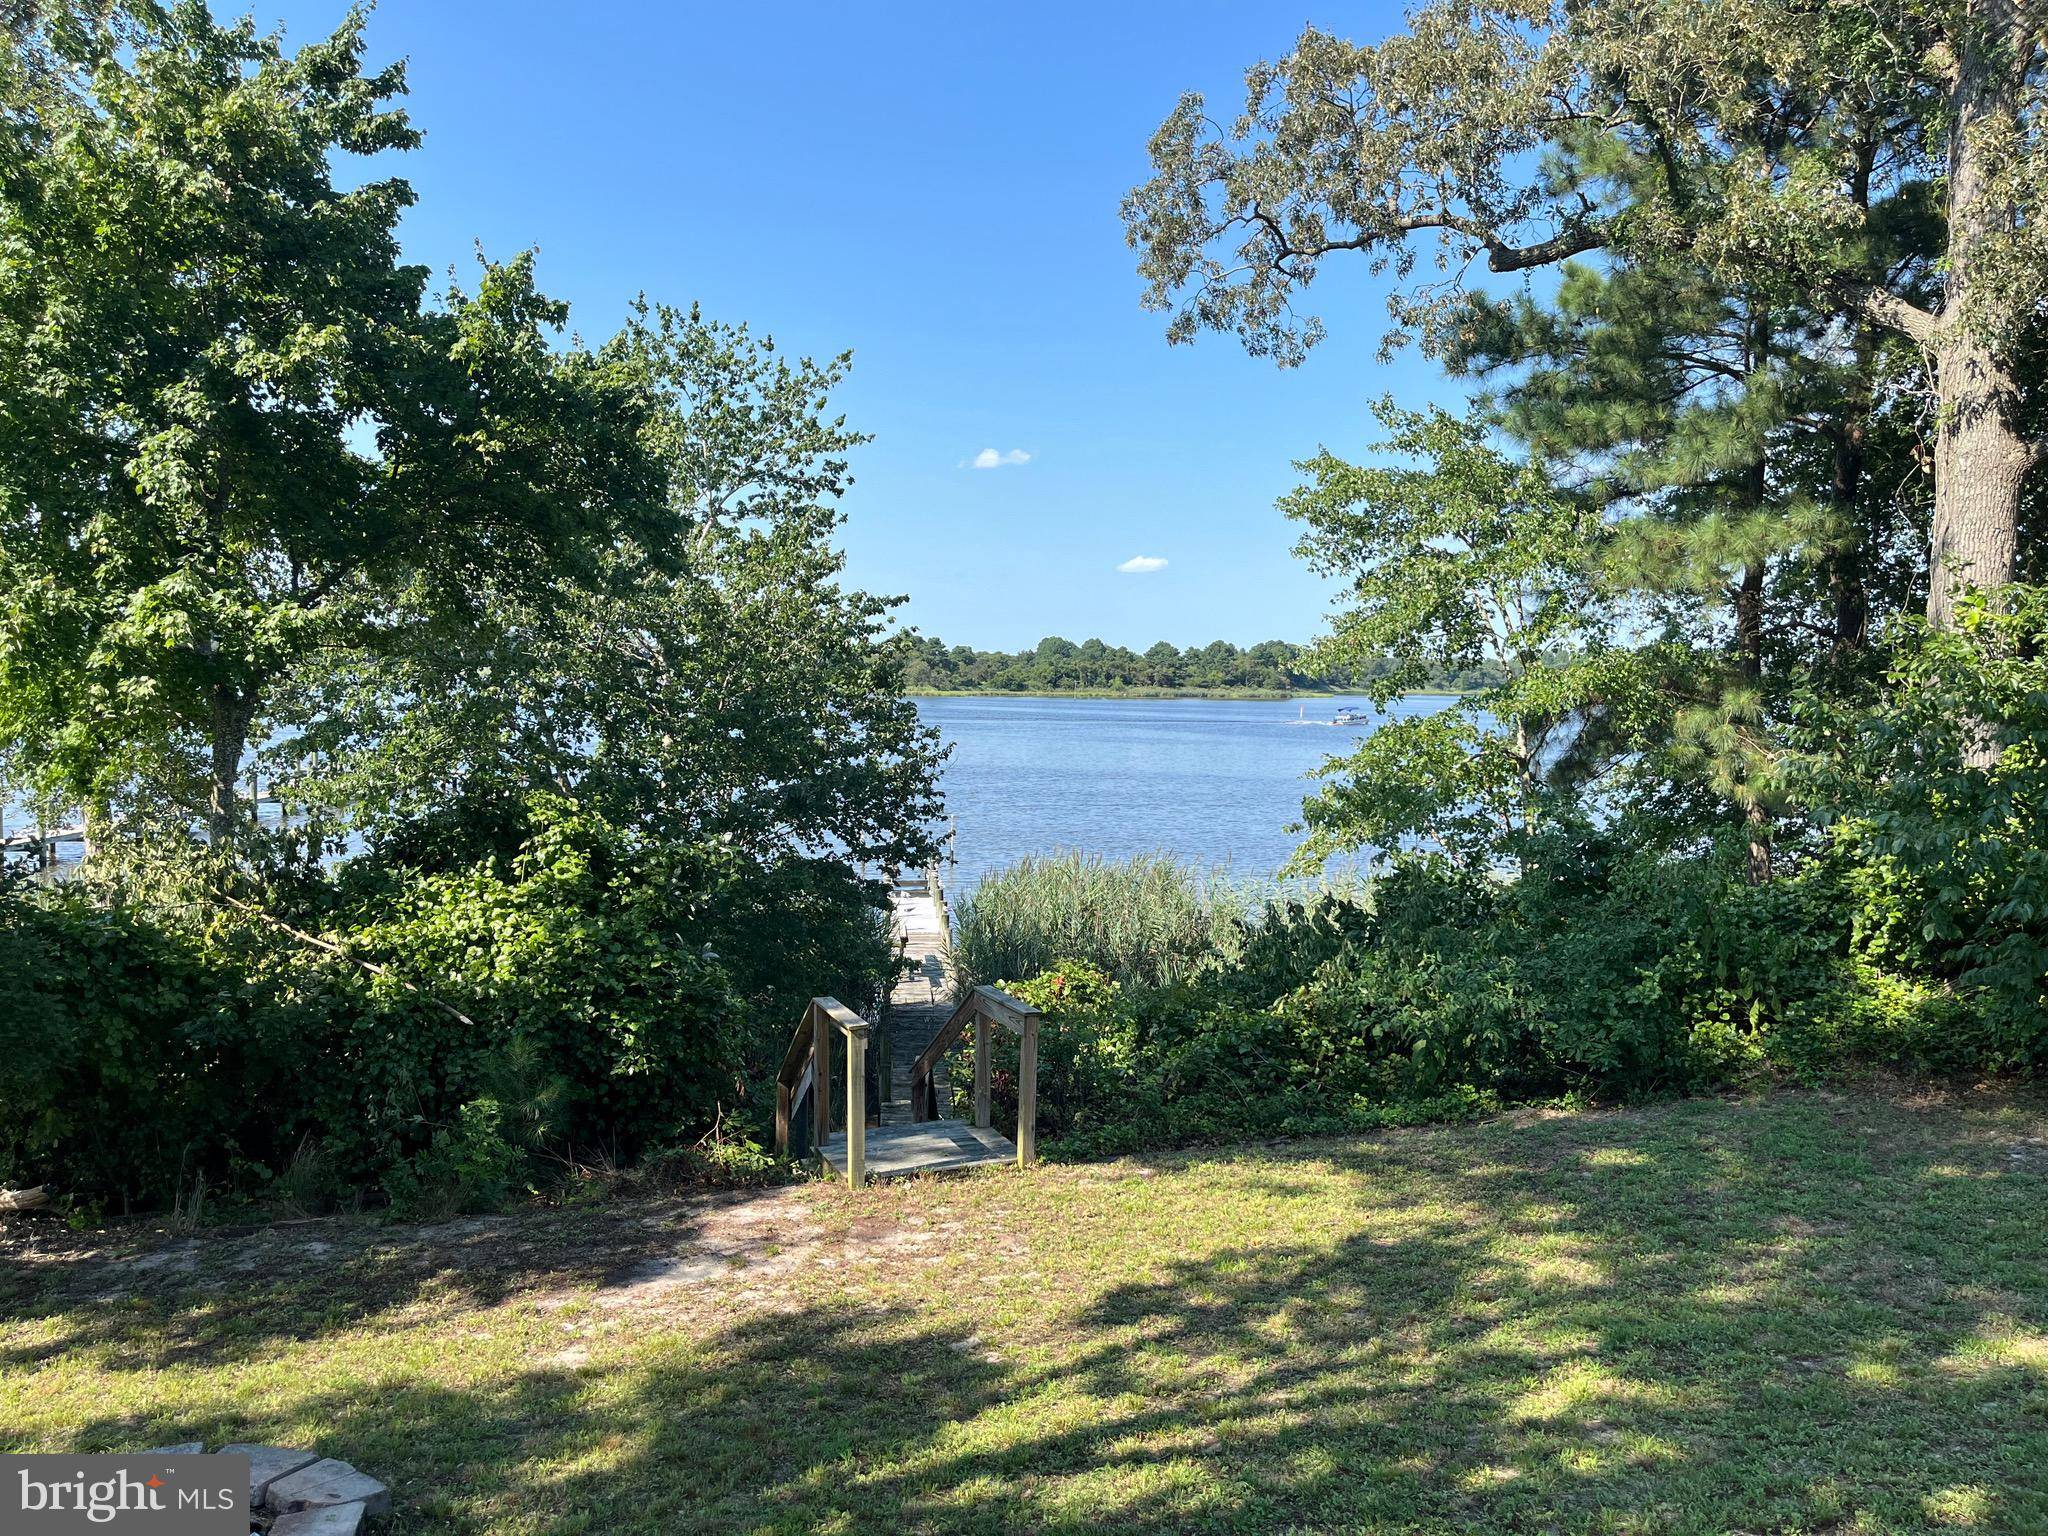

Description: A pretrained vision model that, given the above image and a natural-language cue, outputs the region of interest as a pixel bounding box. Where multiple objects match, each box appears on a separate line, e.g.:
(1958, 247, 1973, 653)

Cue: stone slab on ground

(265, 1459, 391, 1518)
(270, 1501, 366, 1536)
(218, 1443, 321, 1505)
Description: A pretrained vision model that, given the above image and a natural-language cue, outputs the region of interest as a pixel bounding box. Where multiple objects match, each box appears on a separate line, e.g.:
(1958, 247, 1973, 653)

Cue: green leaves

(1123, 9, 1606, 364)
(1799, 588, 2048, 1055)
(280, 298, 943, 880)
(1281, 400, 1617, 869)
(0, 7, 676, 837)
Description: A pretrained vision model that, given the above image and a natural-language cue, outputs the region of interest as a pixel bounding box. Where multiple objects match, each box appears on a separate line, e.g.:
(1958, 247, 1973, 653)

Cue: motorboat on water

(1284, 702, 1372, 727)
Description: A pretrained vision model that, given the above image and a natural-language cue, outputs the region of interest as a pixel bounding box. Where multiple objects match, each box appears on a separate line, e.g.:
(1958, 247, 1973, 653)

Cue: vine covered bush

(0, 795, 897, 1215)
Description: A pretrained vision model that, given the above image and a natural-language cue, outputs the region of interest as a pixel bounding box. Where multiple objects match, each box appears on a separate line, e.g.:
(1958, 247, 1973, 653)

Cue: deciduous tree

(0, 4, 660, 841)
(1123, 0, 2045, 628)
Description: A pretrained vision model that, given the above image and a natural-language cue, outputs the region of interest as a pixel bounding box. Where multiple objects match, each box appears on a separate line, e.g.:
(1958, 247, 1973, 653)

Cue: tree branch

(215, 891, 481, 1028)
(1829, 276, 1937, 345)
(1242, 203, 1607, 276)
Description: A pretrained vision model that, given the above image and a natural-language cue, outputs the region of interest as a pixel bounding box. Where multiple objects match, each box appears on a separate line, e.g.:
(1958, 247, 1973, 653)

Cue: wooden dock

(882, 876, 956, 1124)
(775, 863, 1038, 1186)
(866, 870, 1017, 1173)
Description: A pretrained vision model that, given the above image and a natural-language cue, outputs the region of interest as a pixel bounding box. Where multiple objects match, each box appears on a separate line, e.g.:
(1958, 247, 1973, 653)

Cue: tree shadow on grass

(14, 1092, 2048, 1533)
(0, 1186, 814, 1373)
(55, 1302, 1020, 1534)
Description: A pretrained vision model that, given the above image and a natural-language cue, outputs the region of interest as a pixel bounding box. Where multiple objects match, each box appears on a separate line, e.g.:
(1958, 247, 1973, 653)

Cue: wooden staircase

(881, 870, 952, 1125)
(774, 864, 1041, 1185)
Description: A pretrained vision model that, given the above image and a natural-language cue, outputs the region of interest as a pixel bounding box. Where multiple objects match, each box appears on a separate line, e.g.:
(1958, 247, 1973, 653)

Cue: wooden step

(819, 1120, 1016, 1180)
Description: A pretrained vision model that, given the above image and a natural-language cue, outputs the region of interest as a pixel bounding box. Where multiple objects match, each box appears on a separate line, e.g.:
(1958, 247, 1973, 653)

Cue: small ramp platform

(819, 1120, 1015, 1180)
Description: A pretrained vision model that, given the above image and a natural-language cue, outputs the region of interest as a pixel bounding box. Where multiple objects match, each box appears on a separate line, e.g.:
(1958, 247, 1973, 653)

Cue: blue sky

(255, 1, 1463, 650)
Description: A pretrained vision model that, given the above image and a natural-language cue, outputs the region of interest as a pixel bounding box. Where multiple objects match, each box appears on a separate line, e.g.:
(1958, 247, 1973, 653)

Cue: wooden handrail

(908, 991, 978, 1110)
(925, 862, 951, 945)
(773, 996, 874, 1187)
(908, 984, 1041, 1167)
(907, 983, 1036, 1085)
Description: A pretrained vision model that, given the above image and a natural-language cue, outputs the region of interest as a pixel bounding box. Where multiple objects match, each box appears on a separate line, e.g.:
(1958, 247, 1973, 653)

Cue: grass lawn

(4, 1087, 2047, 1534)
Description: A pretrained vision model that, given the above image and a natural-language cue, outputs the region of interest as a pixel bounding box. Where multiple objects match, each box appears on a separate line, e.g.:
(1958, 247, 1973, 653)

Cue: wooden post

(1017, 1014, 1038, 1168)
(775, 1078, 792, 1156)
(811, 1002, 830, 1151)
(845, 1023, 868, 1187)
(876, 1023, 891, 1121)
(973, 1013, 991, 1129)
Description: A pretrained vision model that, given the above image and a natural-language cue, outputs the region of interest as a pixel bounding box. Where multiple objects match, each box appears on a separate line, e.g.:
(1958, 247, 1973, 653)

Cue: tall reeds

(947, 850, 1255, 992)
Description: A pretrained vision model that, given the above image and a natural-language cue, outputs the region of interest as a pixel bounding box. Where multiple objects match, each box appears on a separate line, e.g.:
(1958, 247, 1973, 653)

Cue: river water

(6, 694, 1449, 887)
(915, 693, 1453, 893)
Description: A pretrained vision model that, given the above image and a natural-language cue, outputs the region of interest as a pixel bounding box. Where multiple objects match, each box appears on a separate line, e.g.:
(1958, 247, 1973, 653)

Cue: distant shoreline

(905, 687, 1474, 702)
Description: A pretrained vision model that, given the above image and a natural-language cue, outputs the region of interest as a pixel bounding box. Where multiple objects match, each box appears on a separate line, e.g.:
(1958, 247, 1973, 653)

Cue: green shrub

(385, 1097, 526, 1221)
(641, 1135, 793, 1189)
(0, 885, 330, 1212)
(951, 815, 2033, 1161)
(948, 960, 1139, 1142)
(323, 796, 748, 1178)
(1210, 892, 1375, 1009)
(0, 792, 896, 1214)
(1799, 590, 2048, 1066)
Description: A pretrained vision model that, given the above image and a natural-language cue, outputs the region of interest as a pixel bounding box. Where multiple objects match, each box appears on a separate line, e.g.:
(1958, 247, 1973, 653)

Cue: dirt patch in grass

(5, 1086, 2048, 1535)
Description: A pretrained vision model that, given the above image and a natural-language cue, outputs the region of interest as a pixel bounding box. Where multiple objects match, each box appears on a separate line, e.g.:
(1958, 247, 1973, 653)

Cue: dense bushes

(949, 952, 1497, 1158)
(321, 797, 749, 1179)
(946, 813, 2029, 1158)
(0, 796, 896, 1215)
(1807, 592, 2048, 1065)
(0, 890, 321, 1211)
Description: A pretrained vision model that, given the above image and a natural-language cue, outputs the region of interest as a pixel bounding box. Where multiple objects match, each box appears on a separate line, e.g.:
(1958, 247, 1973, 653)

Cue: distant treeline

(898, 635, 1506, 695)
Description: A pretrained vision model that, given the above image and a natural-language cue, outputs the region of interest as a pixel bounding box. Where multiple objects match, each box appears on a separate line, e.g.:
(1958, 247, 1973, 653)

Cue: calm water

(916, 694, 1455, 893)
(7, 694, 1450, 887)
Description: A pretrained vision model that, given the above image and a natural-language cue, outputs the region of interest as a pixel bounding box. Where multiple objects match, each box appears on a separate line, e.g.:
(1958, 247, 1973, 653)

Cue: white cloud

(970, 447, 1032, 470)
(1117, 555, 1168, 574)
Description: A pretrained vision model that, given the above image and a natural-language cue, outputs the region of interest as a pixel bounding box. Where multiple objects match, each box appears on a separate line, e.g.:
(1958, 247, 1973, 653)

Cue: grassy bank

(5, 1088, 2046, 1533)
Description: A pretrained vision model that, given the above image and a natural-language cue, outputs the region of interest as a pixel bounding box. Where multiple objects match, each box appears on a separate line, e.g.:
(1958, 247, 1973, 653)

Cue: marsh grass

(947, 851, 1258, 991)
(947, 850, 1373, 994)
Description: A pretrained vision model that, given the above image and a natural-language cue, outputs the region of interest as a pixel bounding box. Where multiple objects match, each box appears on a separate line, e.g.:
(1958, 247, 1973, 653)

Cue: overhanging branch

(1830, 276, 1937, 346)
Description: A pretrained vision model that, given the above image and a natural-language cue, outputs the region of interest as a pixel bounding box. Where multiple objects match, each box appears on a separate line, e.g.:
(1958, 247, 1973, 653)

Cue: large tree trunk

(1734, 556, 1772, 885)
(1926, 0, 2034, 629)
(1734, 307, 1773, 886)
(1926, 332, 2029, 628)
(1744, 799, 1773, 886)
(207, 686, 254, 846)
(1734, 559, 1766, 679)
